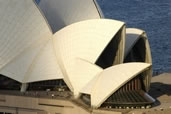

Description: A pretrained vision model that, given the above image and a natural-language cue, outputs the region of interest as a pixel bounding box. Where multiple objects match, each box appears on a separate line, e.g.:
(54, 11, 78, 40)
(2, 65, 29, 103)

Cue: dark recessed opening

(0, 74, 21, 90)
(95, 29, 122, 69)
(101, 71, 154, 108)
(28, 79, 69, 91)
(124, 38, 146, 63)
(80, 94, 91, 106)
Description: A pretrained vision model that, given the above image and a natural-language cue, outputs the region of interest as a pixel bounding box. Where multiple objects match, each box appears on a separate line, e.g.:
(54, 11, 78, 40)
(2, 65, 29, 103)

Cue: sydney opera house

(0, 0, 155, 114)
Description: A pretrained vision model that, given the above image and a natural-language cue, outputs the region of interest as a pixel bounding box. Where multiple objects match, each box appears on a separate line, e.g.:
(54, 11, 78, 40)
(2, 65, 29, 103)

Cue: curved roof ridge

(53, 19, 125, 92)
(23, 39, 64, 83)
(80, 62, 151, 108)
(0, 0, 52, 72)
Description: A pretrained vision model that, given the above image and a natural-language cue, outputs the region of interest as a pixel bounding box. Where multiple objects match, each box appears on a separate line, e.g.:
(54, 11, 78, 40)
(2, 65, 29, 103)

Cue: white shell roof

(53, 19, 125, 92)
(69, 58, 102, 97)
(0, 0, 52, 72)
(0, 39, 47, 82)
(38, 0, 102, 33)
(23, 39, 64, 83)
(0, 0, 64, 83)
(81, 62, 151, 108)
(0, 0, 152, 109)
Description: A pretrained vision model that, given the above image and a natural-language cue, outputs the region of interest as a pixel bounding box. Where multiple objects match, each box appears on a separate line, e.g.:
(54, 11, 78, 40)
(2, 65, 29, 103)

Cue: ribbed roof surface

(0, 0, 52, 81)
(53, 19, 124, 93)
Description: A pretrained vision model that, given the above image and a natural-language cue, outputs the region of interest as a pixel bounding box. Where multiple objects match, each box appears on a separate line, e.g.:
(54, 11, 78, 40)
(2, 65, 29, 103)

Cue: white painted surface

(24, 39, 64, 83)
(0, 39, 47, 82)
(70, 58, 102, 97)
(0, 0, 52, 82)
(53, 19, 125, 92)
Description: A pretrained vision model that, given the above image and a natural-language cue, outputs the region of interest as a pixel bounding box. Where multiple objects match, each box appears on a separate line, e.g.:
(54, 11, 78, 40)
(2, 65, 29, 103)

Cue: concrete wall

(0, 94, 121, 114)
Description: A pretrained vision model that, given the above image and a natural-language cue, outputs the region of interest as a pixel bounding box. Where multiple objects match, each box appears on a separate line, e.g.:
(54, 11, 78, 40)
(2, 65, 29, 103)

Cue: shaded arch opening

(0, 74, 21, 90)
(100, 68, 154, 108)
(95, 28, 123, 69)
(124, 37, 146, 63)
